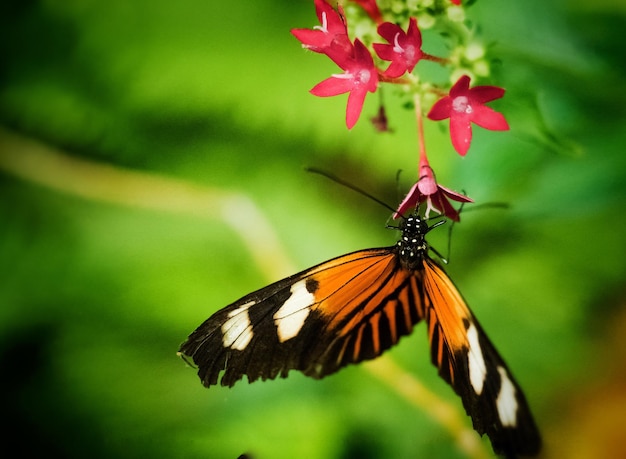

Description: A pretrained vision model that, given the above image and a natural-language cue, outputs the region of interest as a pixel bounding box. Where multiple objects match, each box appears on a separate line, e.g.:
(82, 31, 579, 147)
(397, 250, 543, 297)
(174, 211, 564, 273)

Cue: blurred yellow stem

(0, 126, 295, 280)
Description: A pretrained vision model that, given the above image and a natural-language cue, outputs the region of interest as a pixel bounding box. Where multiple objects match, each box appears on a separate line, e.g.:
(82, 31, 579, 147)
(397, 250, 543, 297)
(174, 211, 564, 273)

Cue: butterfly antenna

(395, 169, 404, 202)
(306, 167, 397, 214)
(442, 200, 469, 264)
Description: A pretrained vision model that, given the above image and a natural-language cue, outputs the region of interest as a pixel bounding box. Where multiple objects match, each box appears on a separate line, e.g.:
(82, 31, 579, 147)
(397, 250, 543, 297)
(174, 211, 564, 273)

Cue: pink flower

(310, 39, 379, 129)
(394, 155, 472, 221)
(373, 18, 423, 78)
(350, 0, 383, 24)
(291, 0, 352, 57)
(427, 75, 509, 156)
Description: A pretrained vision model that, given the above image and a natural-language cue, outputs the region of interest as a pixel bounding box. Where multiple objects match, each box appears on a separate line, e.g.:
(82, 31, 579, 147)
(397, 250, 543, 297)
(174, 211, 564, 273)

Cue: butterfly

(179, 211, 541, 457)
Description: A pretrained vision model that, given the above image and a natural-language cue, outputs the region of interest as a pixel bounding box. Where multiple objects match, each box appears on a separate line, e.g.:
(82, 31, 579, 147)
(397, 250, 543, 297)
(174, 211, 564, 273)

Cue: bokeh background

(1, 0, 625, 458)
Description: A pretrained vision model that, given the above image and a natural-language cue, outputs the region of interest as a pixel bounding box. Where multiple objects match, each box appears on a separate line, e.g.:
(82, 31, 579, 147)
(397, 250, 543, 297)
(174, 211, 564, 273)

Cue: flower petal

(406, 17, 422, 47)
(417, 169, 438, 195)
(427, 97, 452, 120)
(470, 85, 506, 104)
(291, 29, 327, 52)
(430, 192, 461, 221)
(393, 182, 422, 219)
(314, 0, 345, 34)
(324, 39, 356, 68)
(381, 60, 408, 78)
(440, 188, 473, 204)
(449, 75, 471, 97)
(450, 114, 472, 156)
(471, 105, 510, 131)
(372, 43, 395, 61)
(310, 76, 354, 97)
(376, 22, 402, 43)
(346, 87, 368, 128)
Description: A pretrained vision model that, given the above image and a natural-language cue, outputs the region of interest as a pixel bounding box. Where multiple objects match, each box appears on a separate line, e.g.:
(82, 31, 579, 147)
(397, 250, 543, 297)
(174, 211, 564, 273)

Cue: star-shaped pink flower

(394, 155, 472, 221)
(310, 39, 379, 129)
(373, 18, 423, 78)
(427, 75, 509, 156)
(291, 0, 352, 57)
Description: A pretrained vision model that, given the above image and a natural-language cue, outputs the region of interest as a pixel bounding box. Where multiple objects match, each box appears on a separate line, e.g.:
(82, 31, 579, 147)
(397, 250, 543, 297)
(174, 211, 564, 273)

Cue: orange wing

(422, 257, 541, 457)
(179, 247, 425, 387)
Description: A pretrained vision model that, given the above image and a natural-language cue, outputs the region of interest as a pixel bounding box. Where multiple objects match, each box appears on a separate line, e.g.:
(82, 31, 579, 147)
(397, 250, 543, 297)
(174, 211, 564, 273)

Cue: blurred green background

(1, 0, 625, 458)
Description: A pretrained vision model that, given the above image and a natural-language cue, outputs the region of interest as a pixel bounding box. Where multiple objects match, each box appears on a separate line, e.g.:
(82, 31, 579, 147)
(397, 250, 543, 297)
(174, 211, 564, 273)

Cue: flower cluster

(292, 0, 509, 220)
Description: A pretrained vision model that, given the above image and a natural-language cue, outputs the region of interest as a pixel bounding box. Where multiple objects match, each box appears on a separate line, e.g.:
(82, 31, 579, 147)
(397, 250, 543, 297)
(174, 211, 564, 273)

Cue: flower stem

(423, 53, 449, 65)
(414, 93, 428, 172)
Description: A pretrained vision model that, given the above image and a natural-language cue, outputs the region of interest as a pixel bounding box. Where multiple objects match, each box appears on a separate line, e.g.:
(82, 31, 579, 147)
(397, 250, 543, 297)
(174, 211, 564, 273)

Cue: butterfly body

(179, 214, 541, 457)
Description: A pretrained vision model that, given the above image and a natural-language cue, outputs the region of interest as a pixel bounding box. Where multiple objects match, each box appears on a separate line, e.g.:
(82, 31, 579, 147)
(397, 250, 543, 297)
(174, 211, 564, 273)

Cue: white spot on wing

(496, 366, 518, 427)
(466, 322, 487, 395)
(222, 301, 254, 350)
(273, 280, 314, 342)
